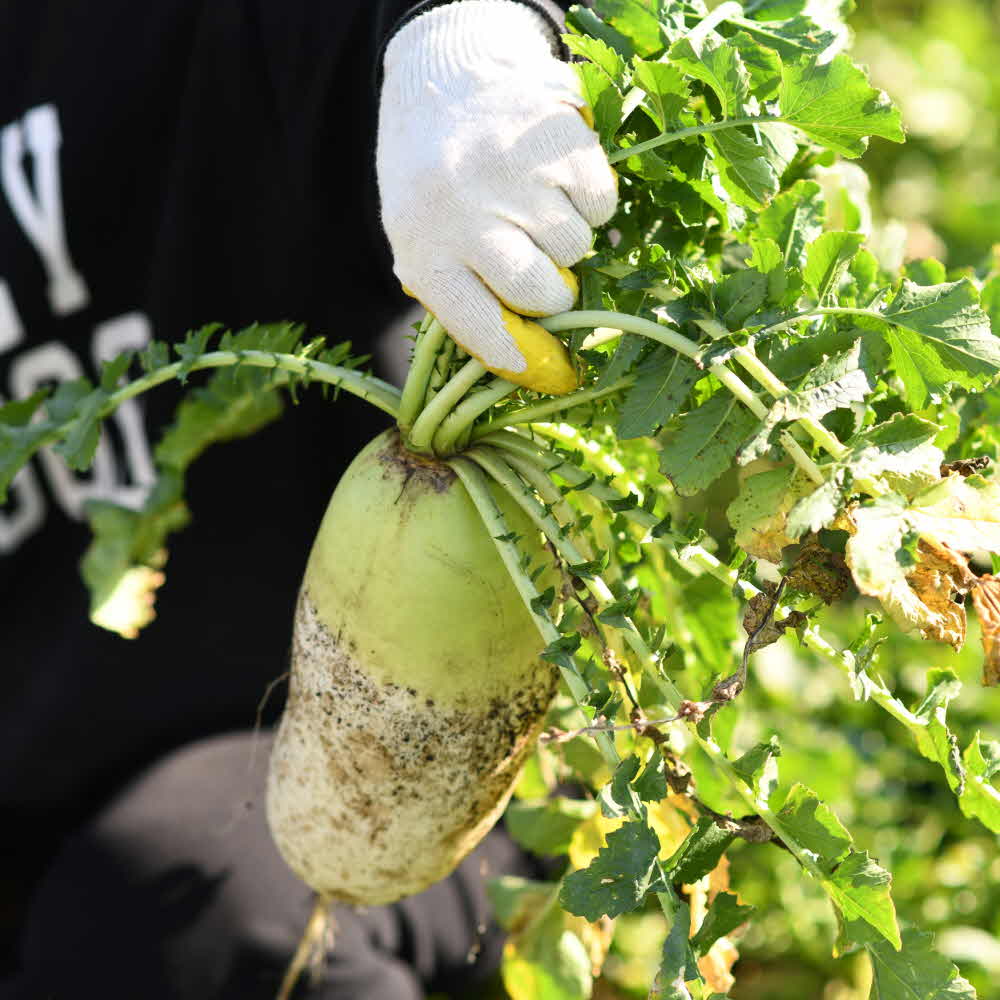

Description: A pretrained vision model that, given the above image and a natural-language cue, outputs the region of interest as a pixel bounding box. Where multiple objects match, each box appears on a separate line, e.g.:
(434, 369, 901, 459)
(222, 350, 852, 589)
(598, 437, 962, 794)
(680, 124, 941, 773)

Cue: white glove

(376, 0, 618, 395)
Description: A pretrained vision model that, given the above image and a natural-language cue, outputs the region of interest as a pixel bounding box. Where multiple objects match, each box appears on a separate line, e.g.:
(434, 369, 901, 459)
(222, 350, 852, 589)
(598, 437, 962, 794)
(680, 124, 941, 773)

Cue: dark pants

(3, 732, 536, 999)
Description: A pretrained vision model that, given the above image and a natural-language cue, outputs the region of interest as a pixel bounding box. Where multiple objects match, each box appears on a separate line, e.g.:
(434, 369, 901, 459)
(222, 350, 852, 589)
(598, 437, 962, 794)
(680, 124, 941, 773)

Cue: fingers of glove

(542, 107, 619, 228)
(467, 226, 577, 318)
(504, 186, 594, 268)
(410, 267, 578, 395)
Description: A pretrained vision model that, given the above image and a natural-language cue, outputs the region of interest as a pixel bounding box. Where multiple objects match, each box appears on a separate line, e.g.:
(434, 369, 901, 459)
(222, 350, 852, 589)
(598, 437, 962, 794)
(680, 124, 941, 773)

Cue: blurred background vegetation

(854, 0, 1000, 270)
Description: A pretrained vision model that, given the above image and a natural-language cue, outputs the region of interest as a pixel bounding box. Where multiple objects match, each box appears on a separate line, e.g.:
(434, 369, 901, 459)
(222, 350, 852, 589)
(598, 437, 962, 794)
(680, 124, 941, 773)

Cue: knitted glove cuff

(375, 0, 568, 92)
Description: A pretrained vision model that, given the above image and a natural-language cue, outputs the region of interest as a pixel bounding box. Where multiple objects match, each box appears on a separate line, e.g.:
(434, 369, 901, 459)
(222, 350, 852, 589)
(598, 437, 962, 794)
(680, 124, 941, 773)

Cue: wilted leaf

(742, 590, 808, 654)
(786, 536, 851, 604)
(727, 466, 815, 561)
(845, 503, 977, 646)
(907, 474, 1000, 558)
(906, 541, 976, 649)
(971, 576, 1000, 687)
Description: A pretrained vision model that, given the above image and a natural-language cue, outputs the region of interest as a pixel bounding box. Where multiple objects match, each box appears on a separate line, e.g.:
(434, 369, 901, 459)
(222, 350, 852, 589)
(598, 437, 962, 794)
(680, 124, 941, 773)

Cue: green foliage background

(593, 3, 1000, 997)
(855, 0, 1000, 269)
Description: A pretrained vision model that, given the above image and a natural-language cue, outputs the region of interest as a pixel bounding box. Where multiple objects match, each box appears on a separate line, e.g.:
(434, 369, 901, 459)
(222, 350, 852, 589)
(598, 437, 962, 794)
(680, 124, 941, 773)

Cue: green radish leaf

(668, 33, 750, 118)
(531, 586, 557, 615)
(717, 268, 768, 328)
(568, 553, 610, 578)
(506, 798, 597, 856)
(792, 338, 875, 413)
(758, 120, 800, 179)
(776, 784, 901, 948)
(51, 381, 109, 472)
(753, 178, 825, 268)
(958, 735, 1000, 832)
(778, 53, 904, 157)
(881, 279, 1000, 410)
(665, 817, 735, 884)
(746, 236, 783, 274)
(154, 370, 284, 471)
(659, 393, 760, 496)
(649, 898, 701, 1000)
(732, 736, 781, 801)
(599, 754, 642, 819)
(566, 5, 636, 60)
(737, 10, 846, 62)
(632, 59, 690, 131)
(747, 236, 791, 304)
(826, 850, 901, 950)
(981, 273, 1000, 332)
(542, 634, 583, 671)
(906, 258, 949, 287)
(912, 669, 965, 792)
(98, 352, 133, 392)
(596, 594, 639, 628)
(592, 0, 665, 57)
(850, 248, 881, 302)
(575, 63, 625, 150)
(804, 231, 866, 303)
(845, 926, 976, 999)
(596, 333, 645, 389)
(740, 338, 875, 463)
(690, 892, 756, 956)
(634, 749, 669, 802)
(81, 473, 190, 639)
(608, 491, 639, 512)
(139, 340, 170, 372)
(706, 128, 779, 210)
(745, 0, 810, 18)
(77, 324, 321, 638)
(0, 390, 53, 503)
(777, 784, 852, 868)
(155, 325, 308, 469)
(174, 324, 219, 383)
(844, 612, 886, 700)
(564, 33, 627, 86)
(730, 31, 783, 101)
(559, 819, 662, 920)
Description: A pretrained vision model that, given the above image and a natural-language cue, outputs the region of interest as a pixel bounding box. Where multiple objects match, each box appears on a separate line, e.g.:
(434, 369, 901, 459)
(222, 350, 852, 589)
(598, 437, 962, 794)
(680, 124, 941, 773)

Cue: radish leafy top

(2, 1, 999, 996)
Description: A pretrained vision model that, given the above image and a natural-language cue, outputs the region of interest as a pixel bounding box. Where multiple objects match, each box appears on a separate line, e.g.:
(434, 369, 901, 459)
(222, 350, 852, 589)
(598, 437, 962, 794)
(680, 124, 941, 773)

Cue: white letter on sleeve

(1, 104, 89, 315)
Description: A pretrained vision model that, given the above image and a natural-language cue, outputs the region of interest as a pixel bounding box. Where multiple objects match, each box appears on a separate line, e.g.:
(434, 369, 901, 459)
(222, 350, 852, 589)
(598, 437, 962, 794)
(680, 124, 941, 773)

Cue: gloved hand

(376, 0, 618, 395)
